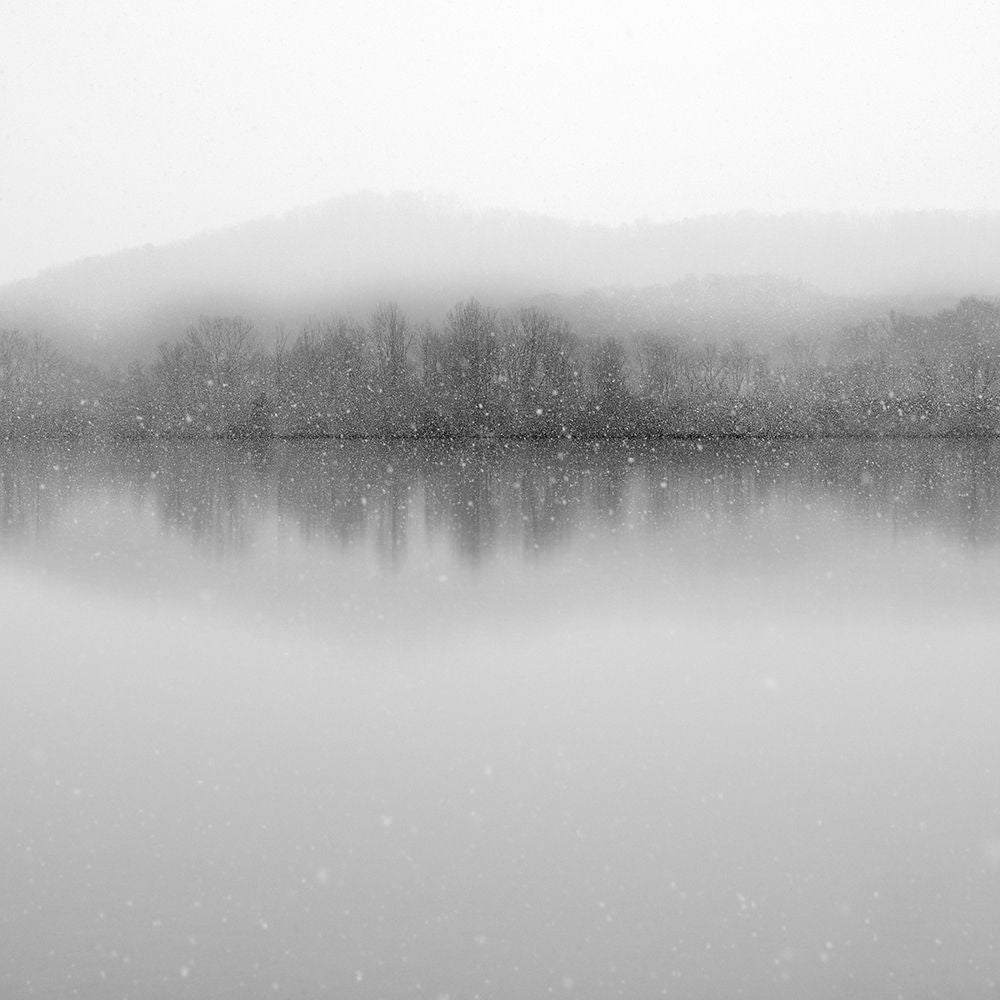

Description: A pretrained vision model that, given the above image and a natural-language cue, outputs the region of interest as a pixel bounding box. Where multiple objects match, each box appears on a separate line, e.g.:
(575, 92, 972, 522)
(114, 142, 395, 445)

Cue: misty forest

(5, 195, 1000, 1000)
(5, 294, 1000, 441)
(8, 0, 1000, 989)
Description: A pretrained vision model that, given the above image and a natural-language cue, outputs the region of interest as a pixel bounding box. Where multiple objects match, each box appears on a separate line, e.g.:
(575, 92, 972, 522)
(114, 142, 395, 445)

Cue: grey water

(2, 439, 999, 999)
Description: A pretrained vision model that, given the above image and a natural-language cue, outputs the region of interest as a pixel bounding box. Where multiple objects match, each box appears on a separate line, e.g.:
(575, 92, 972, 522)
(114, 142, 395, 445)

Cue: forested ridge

(3, 295, 1000, 440)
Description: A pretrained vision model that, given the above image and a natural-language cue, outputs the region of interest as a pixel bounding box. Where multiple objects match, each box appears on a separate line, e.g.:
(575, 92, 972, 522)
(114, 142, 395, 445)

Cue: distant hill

(1, 192, 997, 359)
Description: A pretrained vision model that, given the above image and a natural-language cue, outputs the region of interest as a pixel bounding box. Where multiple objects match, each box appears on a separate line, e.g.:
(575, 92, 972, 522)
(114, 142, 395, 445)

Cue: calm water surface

(2, 439, 999, 999)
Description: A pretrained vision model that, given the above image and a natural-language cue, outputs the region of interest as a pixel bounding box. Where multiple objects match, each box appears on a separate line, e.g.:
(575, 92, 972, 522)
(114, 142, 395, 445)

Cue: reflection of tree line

(2, 440, 1000, 560)
(0, 445, 68, 547)
(5, 297, 1000, 440)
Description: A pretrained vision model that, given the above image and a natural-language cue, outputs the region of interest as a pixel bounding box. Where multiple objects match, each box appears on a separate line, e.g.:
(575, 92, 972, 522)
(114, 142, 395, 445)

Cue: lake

(2, 438, 999, 998)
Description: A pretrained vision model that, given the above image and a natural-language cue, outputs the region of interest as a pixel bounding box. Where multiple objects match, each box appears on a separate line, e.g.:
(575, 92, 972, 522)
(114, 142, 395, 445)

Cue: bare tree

(635, 333, 682, 407)
(946, 297, 1000, 408)
(722, 339, 761, 397)
(443, 299, 501, 426)
(369, 302, 412, 387)
(503, 307, 578, 425)
(694, 343, 727, 395)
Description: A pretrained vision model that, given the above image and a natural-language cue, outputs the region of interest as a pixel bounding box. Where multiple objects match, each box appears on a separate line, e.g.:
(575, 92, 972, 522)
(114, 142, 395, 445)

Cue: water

(2, 439, 999, 998)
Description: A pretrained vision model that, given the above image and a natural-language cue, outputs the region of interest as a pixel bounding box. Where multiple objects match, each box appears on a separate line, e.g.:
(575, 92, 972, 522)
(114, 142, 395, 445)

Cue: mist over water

(3, 440, 999, 998)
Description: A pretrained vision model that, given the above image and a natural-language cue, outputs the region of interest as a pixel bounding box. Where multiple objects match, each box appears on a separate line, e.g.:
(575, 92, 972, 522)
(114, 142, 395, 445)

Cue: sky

(2, 0, 999, 284)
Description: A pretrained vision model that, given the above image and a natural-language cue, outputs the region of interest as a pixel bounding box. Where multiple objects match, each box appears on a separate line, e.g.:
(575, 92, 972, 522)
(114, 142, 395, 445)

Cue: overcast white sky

(2, 0, 999, 284)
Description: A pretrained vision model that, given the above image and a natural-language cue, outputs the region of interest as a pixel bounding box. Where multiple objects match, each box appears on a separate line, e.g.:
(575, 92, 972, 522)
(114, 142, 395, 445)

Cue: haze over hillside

(2, 192, 999, 358)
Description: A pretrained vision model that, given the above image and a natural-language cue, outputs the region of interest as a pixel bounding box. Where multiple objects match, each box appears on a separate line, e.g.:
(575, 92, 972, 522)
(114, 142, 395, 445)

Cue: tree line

(2, 296, 1000, 440)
